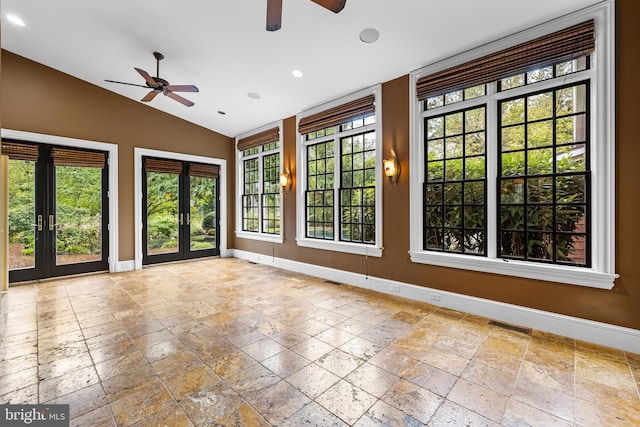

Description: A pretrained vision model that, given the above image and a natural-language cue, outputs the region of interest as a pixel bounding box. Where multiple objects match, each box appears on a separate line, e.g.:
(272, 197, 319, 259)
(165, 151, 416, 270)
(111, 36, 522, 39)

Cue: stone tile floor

(0, 258, 639, 426)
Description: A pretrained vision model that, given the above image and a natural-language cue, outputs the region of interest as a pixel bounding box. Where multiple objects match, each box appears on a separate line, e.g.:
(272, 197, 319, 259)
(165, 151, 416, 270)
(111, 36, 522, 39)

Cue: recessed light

(292, 70, 303, 78)
(7, 14, 25, 27)
(247, 92, 261, 100)
(359, 28, 380, 44)
(217, 110, 226, 115)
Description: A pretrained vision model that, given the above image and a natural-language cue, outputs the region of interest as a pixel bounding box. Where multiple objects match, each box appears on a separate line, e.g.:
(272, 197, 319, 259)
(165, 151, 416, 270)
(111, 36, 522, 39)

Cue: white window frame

(409, 2, 616, 289)
(296, 85, 383, 257)
(235, 121, 284, 243)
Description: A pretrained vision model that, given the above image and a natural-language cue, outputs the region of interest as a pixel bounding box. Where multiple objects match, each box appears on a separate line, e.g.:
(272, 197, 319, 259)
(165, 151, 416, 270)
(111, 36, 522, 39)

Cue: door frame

(2, 128, 119, 274)
(134, 148, 228, 270)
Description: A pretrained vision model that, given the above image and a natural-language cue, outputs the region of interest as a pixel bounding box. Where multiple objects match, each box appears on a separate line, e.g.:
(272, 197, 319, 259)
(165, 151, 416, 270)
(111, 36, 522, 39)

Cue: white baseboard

(115, 260, 135, 272)
(231, 249, 640, 354)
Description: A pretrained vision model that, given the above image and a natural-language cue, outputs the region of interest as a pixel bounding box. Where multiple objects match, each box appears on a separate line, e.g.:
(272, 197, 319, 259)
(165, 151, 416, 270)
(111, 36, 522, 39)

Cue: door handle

(36, 215, 43, 231)
(186, 213, 190, 226)
(49, 215, 56, 231)
(179, 213, 184, 226)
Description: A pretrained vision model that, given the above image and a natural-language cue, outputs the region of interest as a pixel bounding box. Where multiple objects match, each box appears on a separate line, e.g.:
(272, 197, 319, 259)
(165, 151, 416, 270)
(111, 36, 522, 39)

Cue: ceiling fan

(267, 0, 346, 31)
(105, 52, 199, 107)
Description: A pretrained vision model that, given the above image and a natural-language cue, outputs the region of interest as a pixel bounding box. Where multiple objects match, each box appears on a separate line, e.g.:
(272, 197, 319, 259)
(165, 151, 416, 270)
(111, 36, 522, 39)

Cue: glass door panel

(55, 165, 103, 265)
(189, 175, 217, 251)
(146, 171, 180, 255)
(8, 159, 36, 271)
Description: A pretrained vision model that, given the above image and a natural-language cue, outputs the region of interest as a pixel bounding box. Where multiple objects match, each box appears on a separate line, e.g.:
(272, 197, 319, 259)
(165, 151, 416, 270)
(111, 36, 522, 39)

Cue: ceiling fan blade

(135, 67, 157, 87)
(141, 91, 159, 102)
(165, 84, 199, 93)
(310, 0, 346, 13)
(105, 79, 150, 88)
(165, 91, 195, 107)
(266, 0, 282, 31)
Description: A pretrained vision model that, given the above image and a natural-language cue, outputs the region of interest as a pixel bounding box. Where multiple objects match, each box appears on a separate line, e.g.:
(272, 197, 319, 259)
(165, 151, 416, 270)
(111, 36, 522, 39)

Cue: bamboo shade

(1, 141, 39, 161)
(144, 158, 182, 174)
(189, 163, 219, 178)
(298, 94, 375, 135)
(51, 147, 106, 168)
(416, 20, 595, 101)
(237, 127, 280, 152)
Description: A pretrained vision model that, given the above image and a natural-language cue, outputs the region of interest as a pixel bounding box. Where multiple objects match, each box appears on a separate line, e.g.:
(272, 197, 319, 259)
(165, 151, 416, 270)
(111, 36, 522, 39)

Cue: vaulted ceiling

(1, 0, 601, 137)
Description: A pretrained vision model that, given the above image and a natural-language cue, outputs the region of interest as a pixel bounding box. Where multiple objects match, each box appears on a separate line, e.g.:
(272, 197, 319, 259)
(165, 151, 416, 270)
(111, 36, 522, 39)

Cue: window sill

(235, 231, 283, 244)
(409, 250, 617, 289)
(296, 238, 383, 257)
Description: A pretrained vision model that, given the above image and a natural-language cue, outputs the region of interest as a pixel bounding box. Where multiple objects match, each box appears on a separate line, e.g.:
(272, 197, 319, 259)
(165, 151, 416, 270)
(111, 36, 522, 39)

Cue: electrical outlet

(391, 284, 400, 292)
(430, 293, 441, 302)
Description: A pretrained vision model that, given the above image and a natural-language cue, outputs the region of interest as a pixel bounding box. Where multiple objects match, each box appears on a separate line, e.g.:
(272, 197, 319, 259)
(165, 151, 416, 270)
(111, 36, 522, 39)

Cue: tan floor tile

(317, 379, 377, 425)
(210, 350, 258, 379)
(316, 348, 363, 377)
(2, 259, 636, 427)
(418, 345, 470, 376)
(95, 350, 149, 381)
(224, 362, 280, 396)
(130, 402, 193, 427)
(575, 395, 640, 426)
(286, 363, 341, 399)
(70, 406, 116, 427)
(429, 399, 498, 427)
(153, 350, 204, 380)
(0, 383, 38, 404)
(46, 383, 107, 419)
(447, 378, 508, 422)
(38, 366, 99, 402)
(354, 399, 423, 426)
(345, 362, 399, 398)
(461, 359, 519, 396)
(247, 380, 311, 425)
(282, 401, 348, 426)
(110, 379, 174, 427)
(381, 378, 443, 424)
(242, 337, 286, 362)
(403, 361, 458, 397)
(512, 377, 574, 422)
(368, 347, 419, 377)
(141, 338, 188, 363)
(164, 366, 220, 401)
(502, 398, 572, 427)
(262, 348, 310, 377)
(291, 336, 334, 361)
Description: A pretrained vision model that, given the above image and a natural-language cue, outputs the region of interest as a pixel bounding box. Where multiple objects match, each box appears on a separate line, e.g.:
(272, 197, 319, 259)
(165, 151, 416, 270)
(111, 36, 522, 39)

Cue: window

(236, 124, 283, 242)
(296, 87, 383, 256)
(410, 4, 616, 289)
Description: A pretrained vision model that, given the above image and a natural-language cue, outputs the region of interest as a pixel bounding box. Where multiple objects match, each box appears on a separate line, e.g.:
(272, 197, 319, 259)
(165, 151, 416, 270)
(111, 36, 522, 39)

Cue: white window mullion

(333, 134, 340, 243)
(486, 82, 499, 259)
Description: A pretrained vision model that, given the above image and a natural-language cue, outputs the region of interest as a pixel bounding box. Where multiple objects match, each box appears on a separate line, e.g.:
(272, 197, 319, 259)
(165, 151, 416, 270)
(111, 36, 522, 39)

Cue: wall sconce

(280, 166, 292, 193)
(383, 149, 400, 186)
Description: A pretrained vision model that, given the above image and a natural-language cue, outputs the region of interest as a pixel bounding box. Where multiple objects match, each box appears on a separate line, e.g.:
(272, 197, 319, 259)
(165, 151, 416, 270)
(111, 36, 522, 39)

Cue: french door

(5, 141, 109, 283)
(142, 157, 220, 265)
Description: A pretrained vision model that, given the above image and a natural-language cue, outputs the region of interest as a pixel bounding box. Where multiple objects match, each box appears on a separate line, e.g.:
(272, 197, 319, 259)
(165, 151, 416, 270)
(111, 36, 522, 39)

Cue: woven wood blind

(1, 141, 39, 161)
(145, 158, 182, 174)
(298, 94, 375, 135)
(416, 20, 595, 101)
(51, 147, 106, 168)
(237, 127, 280, 152)
(189, 163, 219, 178)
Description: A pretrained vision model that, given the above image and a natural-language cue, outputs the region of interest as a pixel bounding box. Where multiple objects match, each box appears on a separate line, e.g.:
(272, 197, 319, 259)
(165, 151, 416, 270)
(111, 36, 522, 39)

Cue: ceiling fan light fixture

(359, 28, 380, 44)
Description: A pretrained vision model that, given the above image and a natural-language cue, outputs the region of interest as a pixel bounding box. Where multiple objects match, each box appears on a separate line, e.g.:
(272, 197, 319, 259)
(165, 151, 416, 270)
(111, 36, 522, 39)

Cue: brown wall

(235, 1, 640, 331)
(1, 52, 234, 260)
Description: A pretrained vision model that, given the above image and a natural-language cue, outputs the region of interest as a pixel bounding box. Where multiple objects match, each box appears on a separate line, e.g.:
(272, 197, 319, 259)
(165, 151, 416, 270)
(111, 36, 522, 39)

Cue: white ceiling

(1, 0, 601, 138)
